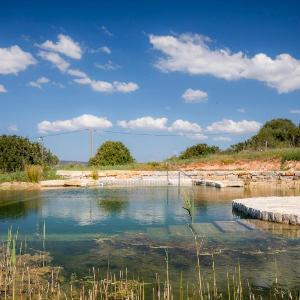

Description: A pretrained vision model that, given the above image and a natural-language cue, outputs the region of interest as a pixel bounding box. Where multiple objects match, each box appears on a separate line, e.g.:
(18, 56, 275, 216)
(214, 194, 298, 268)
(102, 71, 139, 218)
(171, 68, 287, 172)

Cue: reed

(24, 164, 43, 182)
(90, 169, 99, 180)
(0, 230, 299, 299)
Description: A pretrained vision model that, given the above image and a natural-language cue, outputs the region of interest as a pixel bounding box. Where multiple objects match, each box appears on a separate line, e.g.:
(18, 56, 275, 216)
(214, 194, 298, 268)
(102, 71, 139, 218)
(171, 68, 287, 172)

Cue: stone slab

(191, 223, 220, 235)
(168, 225, 193, 237)
(214, 221, 250, 232)
(232, 196, 300, 225)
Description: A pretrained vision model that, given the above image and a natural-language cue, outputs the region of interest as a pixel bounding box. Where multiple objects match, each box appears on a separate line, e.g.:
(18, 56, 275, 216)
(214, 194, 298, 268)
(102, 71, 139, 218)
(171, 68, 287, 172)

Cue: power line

(31, 128, 233, 140)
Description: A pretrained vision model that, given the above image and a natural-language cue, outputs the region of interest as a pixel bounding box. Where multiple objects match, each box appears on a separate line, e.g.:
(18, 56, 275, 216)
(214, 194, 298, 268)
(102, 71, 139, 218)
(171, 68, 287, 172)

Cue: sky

(0, 0, 300, 162)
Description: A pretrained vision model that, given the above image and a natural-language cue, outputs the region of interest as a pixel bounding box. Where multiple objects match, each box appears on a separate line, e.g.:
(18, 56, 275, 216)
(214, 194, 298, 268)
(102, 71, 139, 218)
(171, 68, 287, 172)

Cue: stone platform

(232, 196, 300, 225)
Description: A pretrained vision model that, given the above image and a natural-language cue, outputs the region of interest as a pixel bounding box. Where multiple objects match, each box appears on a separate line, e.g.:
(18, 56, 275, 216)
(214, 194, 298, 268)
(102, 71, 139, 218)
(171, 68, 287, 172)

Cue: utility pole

(89, 129, 94, 158)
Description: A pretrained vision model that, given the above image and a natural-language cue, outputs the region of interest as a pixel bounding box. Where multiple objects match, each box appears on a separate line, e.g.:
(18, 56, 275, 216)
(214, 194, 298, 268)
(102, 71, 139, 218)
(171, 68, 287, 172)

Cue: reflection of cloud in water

(40, 188, 187, 226)
(41, 198, 109, 226)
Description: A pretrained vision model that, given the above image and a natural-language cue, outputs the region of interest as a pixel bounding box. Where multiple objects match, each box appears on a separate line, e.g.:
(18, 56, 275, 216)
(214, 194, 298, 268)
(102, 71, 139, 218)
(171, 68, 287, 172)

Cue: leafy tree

(0, 135, 59, 172)
(89, 141, 134, 166)
(179, 143, 220, 159)
(229, 119, 300, 152)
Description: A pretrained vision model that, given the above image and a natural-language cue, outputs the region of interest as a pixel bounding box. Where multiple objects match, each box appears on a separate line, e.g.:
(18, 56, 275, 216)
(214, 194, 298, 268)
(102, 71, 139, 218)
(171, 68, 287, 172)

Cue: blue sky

(0, 0, 300, 162)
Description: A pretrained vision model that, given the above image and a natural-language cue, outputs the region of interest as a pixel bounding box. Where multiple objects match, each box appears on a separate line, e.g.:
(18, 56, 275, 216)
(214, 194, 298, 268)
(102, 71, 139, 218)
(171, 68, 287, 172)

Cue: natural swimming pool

(0, 186, 300, 297)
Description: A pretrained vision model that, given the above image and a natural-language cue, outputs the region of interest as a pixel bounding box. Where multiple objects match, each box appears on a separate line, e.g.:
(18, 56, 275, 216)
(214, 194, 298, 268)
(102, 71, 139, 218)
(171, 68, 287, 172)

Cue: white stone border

(232, 197, 300, 225)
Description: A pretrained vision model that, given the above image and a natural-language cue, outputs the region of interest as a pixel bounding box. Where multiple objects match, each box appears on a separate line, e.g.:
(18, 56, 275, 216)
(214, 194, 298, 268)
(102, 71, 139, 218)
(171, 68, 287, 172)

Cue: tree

(228, 118, 300, 151)
(89, 141, 134, 166)
(179, 143, 220, 159)
(0, 135, 59, 172)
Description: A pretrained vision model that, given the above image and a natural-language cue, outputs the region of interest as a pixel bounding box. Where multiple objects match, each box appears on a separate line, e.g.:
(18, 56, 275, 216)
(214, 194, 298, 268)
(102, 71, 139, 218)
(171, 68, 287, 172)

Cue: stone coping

(232, 196, 300, 225)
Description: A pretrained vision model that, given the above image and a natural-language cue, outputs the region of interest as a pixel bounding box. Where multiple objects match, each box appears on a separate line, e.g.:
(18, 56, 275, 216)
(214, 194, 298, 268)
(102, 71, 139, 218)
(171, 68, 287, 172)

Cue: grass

(1, 229, 299, 299)
(58, 148, 300, 171)
(0, 165, 61, 183)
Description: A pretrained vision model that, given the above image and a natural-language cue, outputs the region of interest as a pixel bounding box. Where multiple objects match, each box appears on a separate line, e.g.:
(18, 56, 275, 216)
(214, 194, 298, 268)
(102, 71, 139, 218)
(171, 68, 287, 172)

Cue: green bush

(0, 135, 59, 172)
(179, 143, 220, 160)
(281, 149, 300, 163)
(89, 141, 134, 166)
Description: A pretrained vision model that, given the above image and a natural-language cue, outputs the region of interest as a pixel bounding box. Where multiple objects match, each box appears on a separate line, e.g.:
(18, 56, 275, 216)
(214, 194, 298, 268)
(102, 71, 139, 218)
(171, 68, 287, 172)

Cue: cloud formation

(7, 124, 18, 132)
(207, 119, 261, 134)
(0, 45, 36, 75)
(290, 109, 300, 114)
(38, 114, 112, 133)
(168, 119, 202, 132)
(0, 84, 7, 93)
(182, 88, 208, 103)
(40, 34, 82, 59)
(39, 51, 70, 71)
(150, 33, 300, 93)
(118, 116, 168, 130)
(72, 71, 139, 93)
(28, 77, 50, 89)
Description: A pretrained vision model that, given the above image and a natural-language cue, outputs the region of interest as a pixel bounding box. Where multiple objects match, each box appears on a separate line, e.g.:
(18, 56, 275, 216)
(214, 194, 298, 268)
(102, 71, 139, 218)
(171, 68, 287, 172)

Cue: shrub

(0, 135, 59, 172)
(281, 150, 300, 163)
(91, 169, 99, 180)
(25, 165, 43, 183)
(89, 141, 134, 166)
(179, 143, 220, 160)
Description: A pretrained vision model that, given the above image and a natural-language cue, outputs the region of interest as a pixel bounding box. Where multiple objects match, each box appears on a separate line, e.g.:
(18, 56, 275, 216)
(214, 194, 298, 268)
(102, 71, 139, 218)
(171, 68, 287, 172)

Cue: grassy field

(58, 148, 300, 171)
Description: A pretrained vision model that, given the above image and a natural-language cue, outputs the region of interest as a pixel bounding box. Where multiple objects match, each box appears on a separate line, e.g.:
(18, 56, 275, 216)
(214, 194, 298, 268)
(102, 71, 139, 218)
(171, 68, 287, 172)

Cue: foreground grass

(59, 148, 300, 171)
(1, 230, 299, 299)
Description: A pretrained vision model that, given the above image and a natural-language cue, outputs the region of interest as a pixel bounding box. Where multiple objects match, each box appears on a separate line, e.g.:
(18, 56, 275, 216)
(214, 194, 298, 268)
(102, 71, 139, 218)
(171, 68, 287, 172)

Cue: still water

(0, 186, 300, 295)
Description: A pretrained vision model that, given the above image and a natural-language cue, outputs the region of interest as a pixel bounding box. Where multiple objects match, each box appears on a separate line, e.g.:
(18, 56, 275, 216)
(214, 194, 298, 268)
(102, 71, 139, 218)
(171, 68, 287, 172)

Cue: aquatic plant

(182, 195, 195, 223)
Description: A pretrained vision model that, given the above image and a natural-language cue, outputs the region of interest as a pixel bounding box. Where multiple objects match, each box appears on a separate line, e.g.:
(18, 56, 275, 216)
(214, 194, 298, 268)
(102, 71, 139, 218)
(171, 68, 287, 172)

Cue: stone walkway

(232, 196, 300, 225)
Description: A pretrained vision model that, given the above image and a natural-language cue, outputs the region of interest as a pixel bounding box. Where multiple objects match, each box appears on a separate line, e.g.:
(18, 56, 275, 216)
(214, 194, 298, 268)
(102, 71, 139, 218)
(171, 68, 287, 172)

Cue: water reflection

(0, 185, 300, 293)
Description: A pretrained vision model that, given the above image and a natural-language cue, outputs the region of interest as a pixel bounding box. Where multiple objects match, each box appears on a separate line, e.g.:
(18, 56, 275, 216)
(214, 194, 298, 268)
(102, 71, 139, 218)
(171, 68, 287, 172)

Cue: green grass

(0, 167, 61, 183)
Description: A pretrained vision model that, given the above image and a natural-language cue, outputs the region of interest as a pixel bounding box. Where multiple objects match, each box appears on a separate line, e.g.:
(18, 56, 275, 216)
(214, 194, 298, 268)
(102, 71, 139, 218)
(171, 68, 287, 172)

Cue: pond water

(0, 185, 300, 296)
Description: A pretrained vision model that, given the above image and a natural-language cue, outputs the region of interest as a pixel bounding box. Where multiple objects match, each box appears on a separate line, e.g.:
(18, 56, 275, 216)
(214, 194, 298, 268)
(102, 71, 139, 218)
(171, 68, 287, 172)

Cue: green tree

(179, 143, 220, 159)
(89, 141, 134, 166)
(229, 118, 300, 151)
(0, 135, 59, 172)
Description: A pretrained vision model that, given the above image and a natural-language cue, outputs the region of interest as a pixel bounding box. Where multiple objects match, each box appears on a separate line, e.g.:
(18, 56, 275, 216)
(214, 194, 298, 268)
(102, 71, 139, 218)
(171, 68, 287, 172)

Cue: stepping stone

(146, 227, 169, 238)
(168, 225, 193, 237)
(191, 223, 220, 235)
(214, 221, 250, 233)
(236, 219, 257, 230)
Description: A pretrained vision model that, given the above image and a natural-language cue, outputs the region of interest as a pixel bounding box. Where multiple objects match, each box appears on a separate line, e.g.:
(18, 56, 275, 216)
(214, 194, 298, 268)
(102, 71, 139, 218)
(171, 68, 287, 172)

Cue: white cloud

(149, 33, 300, 93)
(237, 108, 246, 113)
(212, 136, 232, 142)
(7, 124, 18, 132)
(40, 34, 82, 59)
(99, 46, 111, 54)
(28, 76, 50, 89)
(117, 116, 168, 130)
(67, 68, 87, 78)
(207, 119, 261, 134)
(73, 73, 139, 93)
(182, 88, 208, 103)
(101, 26, 113, 37)
(39, 51, 70, 71)
(37, 114, 112, 133)
(95, 60, 120, 70)
(0, 84, 7, 93)
(290, 109, 300, 114)
(185, 133, 208, 141)
(0, 45, 36, 75)
(168, 119, 202, 132)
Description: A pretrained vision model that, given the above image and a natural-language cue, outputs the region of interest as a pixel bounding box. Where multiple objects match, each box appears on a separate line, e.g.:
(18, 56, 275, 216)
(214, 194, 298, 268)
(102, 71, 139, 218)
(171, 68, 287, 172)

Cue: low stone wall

(57, 170, 300, 187)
